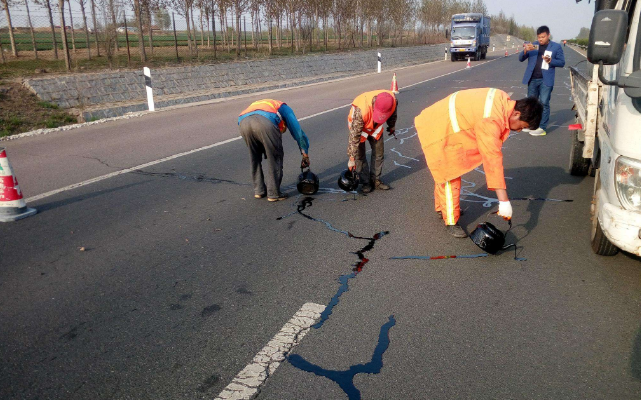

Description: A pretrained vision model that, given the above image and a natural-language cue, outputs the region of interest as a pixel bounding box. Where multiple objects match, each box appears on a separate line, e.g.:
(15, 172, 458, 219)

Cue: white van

(570, 0, 641, 256)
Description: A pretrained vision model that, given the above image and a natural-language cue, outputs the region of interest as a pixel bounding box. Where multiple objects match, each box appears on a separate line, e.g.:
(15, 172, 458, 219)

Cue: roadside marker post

(377, 52, 381, 73)
(144, 67, 155, 112)
(444, 48, 448, 60)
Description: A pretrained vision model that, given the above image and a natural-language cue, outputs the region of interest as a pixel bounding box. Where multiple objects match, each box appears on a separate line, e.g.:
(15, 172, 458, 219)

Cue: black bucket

(337, 169, 359, 192)
(297, 168, 319, 195)
(470, 221, 506, 254)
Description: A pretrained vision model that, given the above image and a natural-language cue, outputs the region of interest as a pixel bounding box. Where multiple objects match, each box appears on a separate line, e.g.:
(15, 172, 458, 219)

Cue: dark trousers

(239, 115, 284, 199)
(355, 135, 384, 185)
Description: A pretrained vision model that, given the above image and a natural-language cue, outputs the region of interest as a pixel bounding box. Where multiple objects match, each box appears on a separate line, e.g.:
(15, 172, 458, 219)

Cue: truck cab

(570, 0, 641, 256)
(450, 13, 491, 61)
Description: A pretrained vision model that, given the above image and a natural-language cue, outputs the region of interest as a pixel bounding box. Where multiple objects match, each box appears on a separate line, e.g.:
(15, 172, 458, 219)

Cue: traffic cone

(390, 72, 399, 94)
(0, 147, 37, 222)
(505, 49, 508, 57)
(466, 57, 471, 69)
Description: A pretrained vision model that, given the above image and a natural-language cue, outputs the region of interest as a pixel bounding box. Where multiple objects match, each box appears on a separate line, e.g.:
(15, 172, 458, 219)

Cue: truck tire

(451, 55, 457, 62)
(569, 129, 591, 176)
(474, 50, 480, 61)
(590, 172, 619, 256)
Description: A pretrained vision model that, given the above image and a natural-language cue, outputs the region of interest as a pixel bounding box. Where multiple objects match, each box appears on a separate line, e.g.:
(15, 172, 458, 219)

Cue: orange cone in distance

(390, 72, 399, 94)
(0, 147, 37, 222)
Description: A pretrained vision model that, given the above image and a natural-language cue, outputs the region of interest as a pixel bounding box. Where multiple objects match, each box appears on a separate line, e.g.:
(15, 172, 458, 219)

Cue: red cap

(372, 93, 395, 124)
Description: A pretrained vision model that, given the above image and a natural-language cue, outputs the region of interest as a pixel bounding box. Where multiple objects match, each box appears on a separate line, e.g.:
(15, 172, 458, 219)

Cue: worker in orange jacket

(347, 90, 398, 193)
(415, 88, 543, 237)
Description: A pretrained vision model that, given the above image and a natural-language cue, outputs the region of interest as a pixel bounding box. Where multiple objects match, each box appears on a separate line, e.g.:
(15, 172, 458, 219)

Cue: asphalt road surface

(2, 48, 641, 400)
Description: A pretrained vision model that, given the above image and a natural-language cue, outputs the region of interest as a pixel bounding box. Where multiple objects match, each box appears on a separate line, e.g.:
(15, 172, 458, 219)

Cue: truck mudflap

(598, 189, 641, 256)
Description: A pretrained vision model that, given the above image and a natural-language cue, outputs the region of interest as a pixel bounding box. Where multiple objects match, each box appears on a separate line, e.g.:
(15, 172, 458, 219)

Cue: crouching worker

(347, 90, 398, 193)
(415, 88, 542, 238)
(238, 99, 310, 202)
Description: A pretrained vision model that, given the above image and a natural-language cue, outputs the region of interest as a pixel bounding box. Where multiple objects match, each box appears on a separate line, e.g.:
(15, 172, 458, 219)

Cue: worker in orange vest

(347, 90, 398, 193)
(238, 99, 310, 202)
(415, 88, 542, 237)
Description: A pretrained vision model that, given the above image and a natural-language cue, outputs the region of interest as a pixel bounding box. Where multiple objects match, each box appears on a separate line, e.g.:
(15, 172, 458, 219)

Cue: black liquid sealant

(278, 197, 389, 329)
(288, 315, 396, 400)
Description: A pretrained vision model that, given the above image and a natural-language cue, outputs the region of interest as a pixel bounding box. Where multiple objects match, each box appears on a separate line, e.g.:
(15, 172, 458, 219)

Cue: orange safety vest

(415, 88, 516, 190)
(239, 99, 287, 133)
(348, 90, 397, 143)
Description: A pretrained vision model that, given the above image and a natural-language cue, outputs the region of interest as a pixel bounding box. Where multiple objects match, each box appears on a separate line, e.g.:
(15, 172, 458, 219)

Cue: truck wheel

(590, 175, 619, 256)
(474, 50, 480, 61)
(569, 130, 591, 176)
(451, 55, 456, 62)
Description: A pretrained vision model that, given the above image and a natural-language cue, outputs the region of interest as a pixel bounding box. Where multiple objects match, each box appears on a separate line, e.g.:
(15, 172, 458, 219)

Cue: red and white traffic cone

(390, 72, 399, 94)
(0, 147, 37, 222)
(466, 57, 471, 68)
(505, 49, 508, 57)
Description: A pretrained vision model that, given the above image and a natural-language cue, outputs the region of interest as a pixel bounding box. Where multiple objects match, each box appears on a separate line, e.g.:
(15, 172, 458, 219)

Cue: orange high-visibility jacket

(415, 88, 516, 190)
(348, 90, 397, 142)
(239, 99, 287, 132)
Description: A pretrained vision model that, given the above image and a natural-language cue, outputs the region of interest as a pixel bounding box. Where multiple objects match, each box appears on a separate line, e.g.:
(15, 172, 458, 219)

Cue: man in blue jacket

(518, 26, 565, 136)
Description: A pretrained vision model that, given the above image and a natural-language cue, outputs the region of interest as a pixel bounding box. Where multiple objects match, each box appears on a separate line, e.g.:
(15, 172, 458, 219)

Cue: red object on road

(505, 49, 508, 57)
(0, 147, 37, 222)
(568, 123, 583, 130)
(390, 72, 399, 94)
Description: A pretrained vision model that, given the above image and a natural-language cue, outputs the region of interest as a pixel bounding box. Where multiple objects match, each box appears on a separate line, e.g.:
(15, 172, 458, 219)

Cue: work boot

(268, 193, 289, 202)
(446, 224, 468, 238)
(374, 180, 390, 190)
(254, 193, 266, 199)
(360, 184, 372, 194)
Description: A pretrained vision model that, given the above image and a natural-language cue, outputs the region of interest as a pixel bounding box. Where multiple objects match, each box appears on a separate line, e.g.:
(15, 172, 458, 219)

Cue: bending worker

(415, 88, 543, 238)
(347, 90, 398, 193)
(238, 99, 310, 202)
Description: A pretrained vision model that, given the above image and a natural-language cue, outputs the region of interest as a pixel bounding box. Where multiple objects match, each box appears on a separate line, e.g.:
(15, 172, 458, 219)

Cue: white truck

(570, 0, 641, 256)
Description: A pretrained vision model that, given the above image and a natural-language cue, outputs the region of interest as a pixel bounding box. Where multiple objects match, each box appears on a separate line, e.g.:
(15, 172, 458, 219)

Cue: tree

(77, 0, 91, 59)
(0, 0, 18, 56)
(132, 0, 147, 61)
(577, 27, 590, 40)
(57, 0, 72, 70)
(24, 0, 38, 58)
(89, 0, 99, 56)
(154, 7, 171, 30)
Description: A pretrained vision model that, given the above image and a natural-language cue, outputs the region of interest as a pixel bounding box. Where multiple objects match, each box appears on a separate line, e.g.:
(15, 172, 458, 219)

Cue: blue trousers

(527, 78, 553, 130)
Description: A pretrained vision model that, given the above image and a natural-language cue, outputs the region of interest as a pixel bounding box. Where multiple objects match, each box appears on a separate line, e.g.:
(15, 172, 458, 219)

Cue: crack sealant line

(215, 302, 325, 400)
(25, 59, 501, 204)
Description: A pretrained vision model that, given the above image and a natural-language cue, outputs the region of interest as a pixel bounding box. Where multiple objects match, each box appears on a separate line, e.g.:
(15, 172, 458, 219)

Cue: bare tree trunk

(79, 0, 91, 59)
(277, 14, 281, 48)
(1, 0, 18, 57)
(66, 0, 76, 53)
(90, 0, 99, 56)
(133, 0, 146, 61)
(25, 0, 38, 59)
(235, 4, 241, 56)
(109, 0, 119, 51)
(190, 5, 199, 56)
(184, 6, 193, 56)
(58, 0, 71, 70)
(199, 9, 204, 47)
(45, 0, 59, 59)
(206, 9, 210, 47)
(268, 17, 272, 54)
(147, 5, 153, 56)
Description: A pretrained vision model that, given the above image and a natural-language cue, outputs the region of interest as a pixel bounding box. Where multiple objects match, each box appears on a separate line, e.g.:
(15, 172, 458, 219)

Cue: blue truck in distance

(449, 13, 491, 61)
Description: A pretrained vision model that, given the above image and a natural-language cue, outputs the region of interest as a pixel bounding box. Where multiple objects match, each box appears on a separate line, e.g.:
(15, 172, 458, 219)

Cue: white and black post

(444, 47, 448, 60)
(377, 52, 381, 73)
(144, 67, 155, 112)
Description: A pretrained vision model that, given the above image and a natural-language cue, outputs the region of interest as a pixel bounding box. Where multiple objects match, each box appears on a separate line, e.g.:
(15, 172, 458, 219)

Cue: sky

(484, 0, 596, 40)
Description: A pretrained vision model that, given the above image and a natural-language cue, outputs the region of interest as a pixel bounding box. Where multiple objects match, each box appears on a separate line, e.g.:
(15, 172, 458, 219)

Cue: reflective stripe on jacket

(239, 99, 287, 133)
(415, 88, 516, 190)
(348, 90, 397, 142)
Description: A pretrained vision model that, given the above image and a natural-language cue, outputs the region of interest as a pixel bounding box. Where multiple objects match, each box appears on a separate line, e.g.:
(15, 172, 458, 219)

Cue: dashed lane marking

(214, 302, 325, 400)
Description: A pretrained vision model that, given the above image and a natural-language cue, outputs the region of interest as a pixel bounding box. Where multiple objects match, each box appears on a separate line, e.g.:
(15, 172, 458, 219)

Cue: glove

(498, 201, 513, 221)
(348, 158, 356, 171)
(301, 154, 310, 168)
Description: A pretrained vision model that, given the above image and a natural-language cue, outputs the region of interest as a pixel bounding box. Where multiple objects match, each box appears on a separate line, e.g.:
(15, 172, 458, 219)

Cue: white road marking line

(215, 302, 325, 400)
(26, 60, 500, 203)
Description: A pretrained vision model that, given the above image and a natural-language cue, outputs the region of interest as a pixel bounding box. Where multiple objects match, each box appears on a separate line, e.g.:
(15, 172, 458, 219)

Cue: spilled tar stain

(288, 315, 396, 400)
(278, 197, 389, 329)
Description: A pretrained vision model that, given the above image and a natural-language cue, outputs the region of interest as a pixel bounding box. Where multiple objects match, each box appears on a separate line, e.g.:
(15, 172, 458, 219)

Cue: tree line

(1, 0, 537, 69)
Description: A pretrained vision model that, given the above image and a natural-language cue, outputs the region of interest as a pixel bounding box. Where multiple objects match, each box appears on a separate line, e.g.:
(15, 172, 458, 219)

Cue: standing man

(347, 90, 398, 193)
(519, 25, 565, 136)
(415, 88, 542, 237)
(238, 99, 310, 202)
